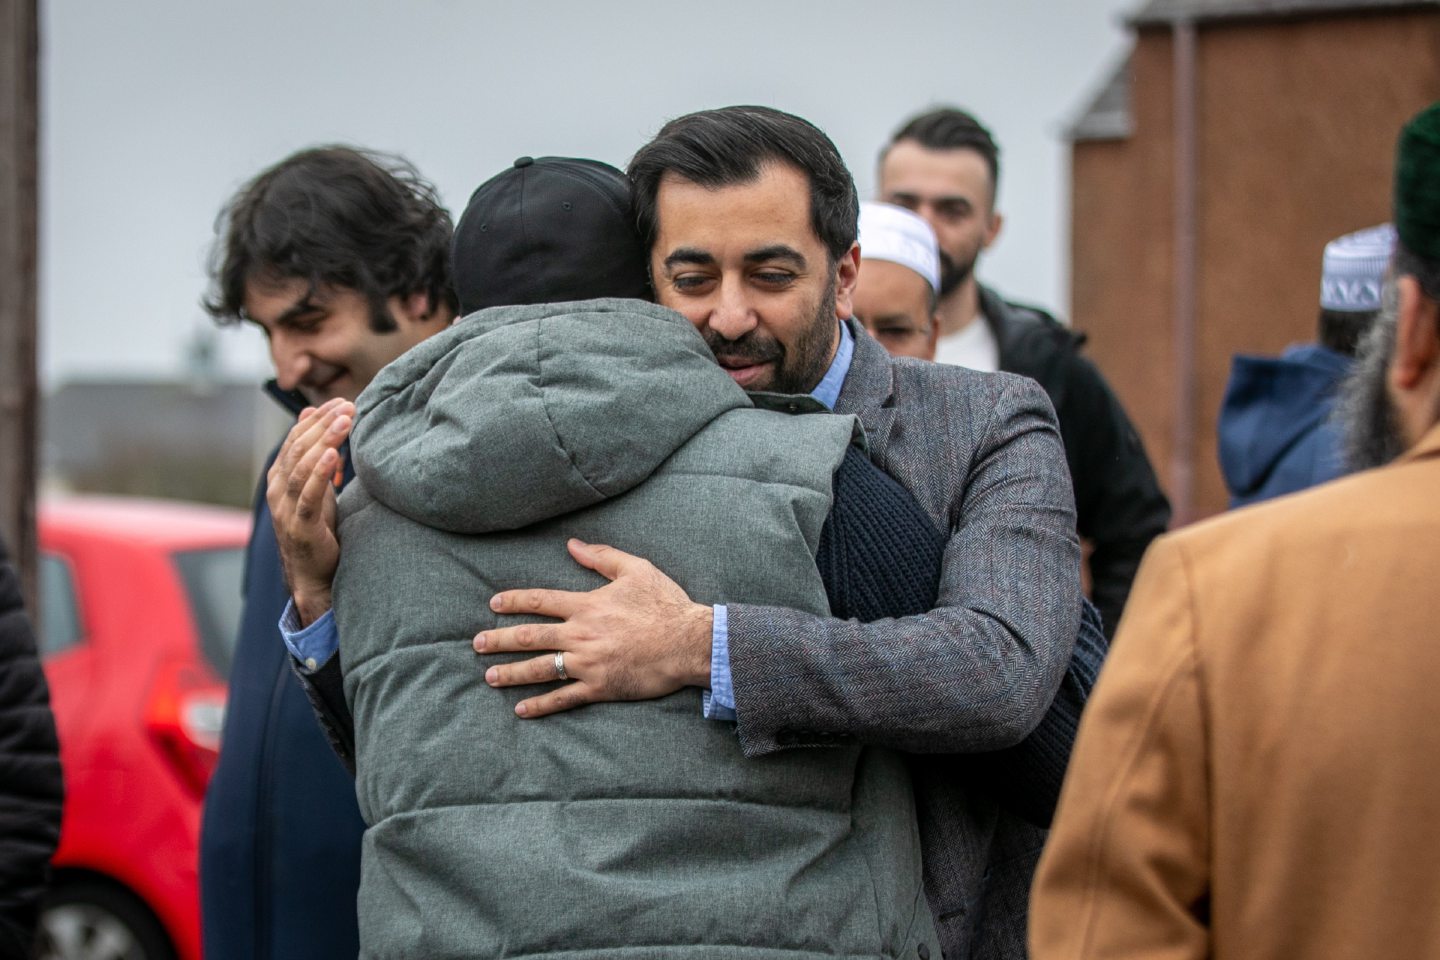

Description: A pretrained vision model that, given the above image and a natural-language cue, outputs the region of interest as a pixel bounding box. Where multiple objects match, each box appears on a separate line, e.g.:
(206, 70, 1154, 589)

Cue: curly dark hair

(204, 146, 457, 331)
(627, 105, 859, 264)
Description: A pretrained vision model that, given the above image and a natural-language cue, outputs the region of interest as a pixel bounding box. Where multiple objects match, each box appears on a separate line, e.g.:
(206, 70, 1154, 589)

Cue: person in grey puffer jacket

(331, 159, 939, 959)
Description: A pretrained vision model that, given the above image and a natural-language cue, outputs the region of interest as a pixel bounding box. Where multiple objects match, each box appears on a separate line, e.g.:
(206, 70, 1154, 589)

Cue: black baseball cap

(451, 156, 651, 315)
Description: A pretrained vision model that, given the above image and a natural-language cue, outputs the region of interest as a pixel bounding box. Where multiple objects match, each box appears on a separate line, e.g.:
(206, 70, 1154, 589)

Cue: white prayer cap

(1320, 223, 1396, 312)
(858, 201, 941, 294)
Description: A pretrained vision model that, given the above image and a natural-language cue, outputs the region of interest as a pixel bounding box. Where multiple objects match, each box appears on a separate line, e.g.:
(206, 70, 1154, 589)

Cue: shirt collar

(808, 320, 854, 410)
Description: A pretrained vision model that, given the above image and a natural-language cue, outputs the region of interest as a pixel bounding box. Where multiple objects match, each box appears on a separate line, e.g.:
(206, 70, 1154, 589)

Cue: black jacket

(983, 285, 1171, 637)
(0, 534, 63, 958)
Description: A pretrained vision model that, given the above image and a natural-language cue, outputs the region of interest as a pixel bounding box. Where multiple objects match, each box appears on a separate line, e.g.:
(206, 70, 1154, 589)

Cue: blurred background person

(854, 200, 942, 360)
(1218, 223, 1396, 507)
(199, 146, 455, 960)
(0, 532, 62, 957)
(877, 106, 1170, 637)
(1031, 101, 1440, 960)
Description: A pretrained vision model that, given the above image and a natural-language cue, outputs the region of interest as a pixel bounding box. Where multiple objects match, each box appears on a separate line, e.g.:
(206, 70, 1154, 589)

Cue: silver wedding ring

(553, 651, 568, 681)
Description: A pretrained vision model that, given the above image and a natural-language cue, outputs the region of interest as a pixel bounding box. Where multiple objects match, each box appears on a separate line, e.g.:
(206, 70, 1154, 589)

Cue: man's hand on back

(475, 539, 713, 718)
(267, 398, 353, 627)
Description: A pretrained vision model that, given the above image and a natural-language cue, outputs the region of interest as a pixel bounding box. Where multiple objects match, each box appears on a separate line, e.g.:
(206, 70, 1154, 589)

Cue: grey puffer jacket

(334, 299, 939, 960)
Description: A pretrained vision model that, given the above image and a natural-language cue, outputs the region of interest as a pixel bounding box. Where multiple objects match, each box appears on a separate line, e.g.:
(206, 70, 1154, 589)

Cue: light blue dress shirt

(702, 320, 852, 720)
(280, 600, 335, 670)
(281, 320, 856, 726)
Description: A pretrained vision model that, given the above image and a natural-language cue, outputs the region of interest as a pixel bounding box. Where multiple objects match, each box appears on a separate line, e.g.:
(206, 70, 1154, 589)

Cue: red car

(34, 496, 250, 960)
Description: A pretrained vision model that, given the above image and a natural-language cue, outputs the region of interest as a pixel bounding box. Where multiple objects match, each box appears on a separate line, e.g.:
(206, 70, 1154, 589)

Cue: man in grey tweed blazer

(478, 107, 1081, 959)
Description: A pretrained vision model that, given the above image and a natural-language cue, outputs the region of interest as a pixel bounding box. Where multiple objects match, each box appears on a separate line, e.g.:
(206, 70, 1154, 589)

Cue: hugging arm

(725, 377, 1082, 757)
(818, 439, 1100, 826)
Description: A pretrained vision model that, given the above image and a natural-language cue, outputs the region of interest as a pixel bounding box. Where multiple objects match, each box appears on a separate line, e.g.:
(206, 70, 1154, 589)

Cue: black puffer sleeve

(0, 534, 64, 956)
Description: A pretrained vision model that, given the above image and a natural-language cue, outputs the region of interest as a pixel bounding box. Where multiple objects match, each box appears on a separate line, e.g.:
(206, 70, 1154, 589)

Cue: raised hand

(267, 398, 354, 626)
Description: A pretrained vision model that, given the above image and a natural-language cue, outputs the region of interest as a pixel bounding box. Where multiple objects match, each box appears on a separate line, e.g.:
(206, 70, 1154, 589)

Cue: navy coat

(199, 384, 365, 960)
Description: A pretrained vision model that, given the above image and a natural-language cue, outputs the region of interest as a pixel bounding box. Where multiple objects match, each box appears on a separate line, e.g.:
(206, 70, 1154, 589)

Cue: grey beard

(1338, 283, 1407, 471)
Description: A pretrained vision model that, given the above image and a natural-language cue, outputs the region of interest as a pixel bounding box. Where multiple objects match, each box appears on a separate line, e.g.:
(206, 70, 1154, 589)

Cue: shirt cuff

(279, 600, 339, 674)
(702, 604, 737, 721)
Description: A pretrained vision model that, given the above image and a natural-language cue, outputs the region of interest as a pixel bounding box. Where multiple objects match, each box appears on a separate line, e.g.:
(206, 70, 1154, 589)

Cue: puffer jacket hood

(1218, 343, 1353, 505)
(351, 298, 748, 533)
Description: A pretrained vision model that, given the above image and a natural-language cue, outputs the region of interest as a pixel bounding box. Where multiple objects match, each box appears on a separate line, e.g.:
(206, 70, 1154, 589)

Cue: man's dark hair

(1317, 308, 1379, 357)
(205, 146, 457, 331)
(1393, 240, 1440, 303)
(627, 105, 859, 264)
(883, 107, 1001, 198)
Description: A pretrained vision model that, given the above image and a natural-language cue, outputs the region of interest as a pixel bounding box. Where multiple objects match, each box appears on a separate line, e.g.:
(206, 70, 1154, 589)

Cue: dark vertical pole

(0, 0, 39, 611)
(1171, 18, 1198, 526)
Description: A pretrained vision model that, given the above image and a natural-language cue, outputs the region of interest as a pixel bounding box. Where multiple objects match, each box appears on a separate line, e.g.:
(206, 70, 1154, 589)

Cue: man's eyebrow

(273, 294, 322, 327)
(743, 245, 806, 268)
(887, 189, 971, 208)
(662, 248, 716, 271)
(871, 313, 916, 325)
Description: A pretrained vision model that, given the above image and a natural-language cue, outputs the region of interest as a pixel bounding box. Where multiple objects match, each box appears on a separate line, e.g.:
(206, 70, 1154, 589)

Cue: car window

(38, 553, 83, 657)
(173, 547, 245, 679)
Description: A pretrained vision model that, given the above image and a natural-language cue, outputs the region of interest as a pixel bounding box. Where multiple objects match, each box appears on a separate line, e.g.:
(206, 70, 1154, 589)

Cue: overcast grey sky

(40, 0, 1137, 386)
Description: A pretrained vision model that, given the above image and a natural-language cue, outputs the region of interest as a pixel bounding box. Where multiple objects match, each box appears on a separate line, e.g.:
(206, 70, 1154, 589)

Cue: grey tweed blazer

(727, 321, 1082, 960)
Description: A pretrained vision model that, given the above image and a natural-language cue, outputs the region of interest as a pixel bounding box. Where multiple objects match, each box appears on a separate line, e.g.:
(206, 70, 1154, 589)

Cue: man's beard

(938, 249, 976, 298)
(703, 275, 838, 395)
(1338, 281, 1407, 471)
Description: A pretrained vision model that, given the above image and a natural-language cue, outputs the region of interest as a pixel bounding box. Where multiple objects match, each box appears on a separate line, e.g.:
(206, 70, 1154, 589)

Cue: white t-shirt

(933, 312, 1000, 372)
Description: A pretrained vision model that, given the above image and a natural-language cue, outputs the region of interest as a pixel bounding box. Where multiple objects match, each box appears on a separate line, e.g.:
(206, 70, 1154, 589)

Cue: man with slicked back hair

(477, 105, 1085, 960)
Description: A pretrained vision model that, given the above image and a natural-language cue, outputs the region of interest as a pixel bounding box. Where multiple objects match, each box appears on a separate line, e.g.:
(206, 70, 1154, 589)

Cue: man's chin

(300, 378, 356, 406)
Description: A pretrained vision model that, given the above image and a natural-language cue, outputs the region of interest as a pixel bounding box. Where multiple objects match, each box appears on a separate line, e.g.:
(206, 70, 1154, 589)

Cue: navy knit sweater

(818, 444, 1105, 828)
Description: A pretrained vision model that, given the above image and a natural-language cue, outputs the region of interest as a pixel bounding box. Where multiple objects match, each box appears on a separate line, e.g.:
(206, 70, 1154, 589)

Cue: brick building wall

(1070, 4, 1440, 520)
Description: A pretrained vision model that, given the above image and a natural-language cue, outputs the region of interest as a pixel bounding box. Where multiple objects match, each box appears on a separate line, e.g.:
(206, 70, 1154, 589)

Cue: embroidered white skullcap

(1320, 223, 1396, 312)
(858, 201, 941, 294)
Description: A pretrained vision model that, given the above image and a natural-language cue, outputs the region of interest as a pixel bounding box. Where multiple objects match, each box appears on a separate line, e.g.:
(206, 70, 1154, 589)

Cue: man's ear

(923, 313, 940, 362)
(983, 210, 1004, 252)
(1390, 275, 1440, 391)
(833, 243, 862, 319)
(400, 291, 440, 325)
